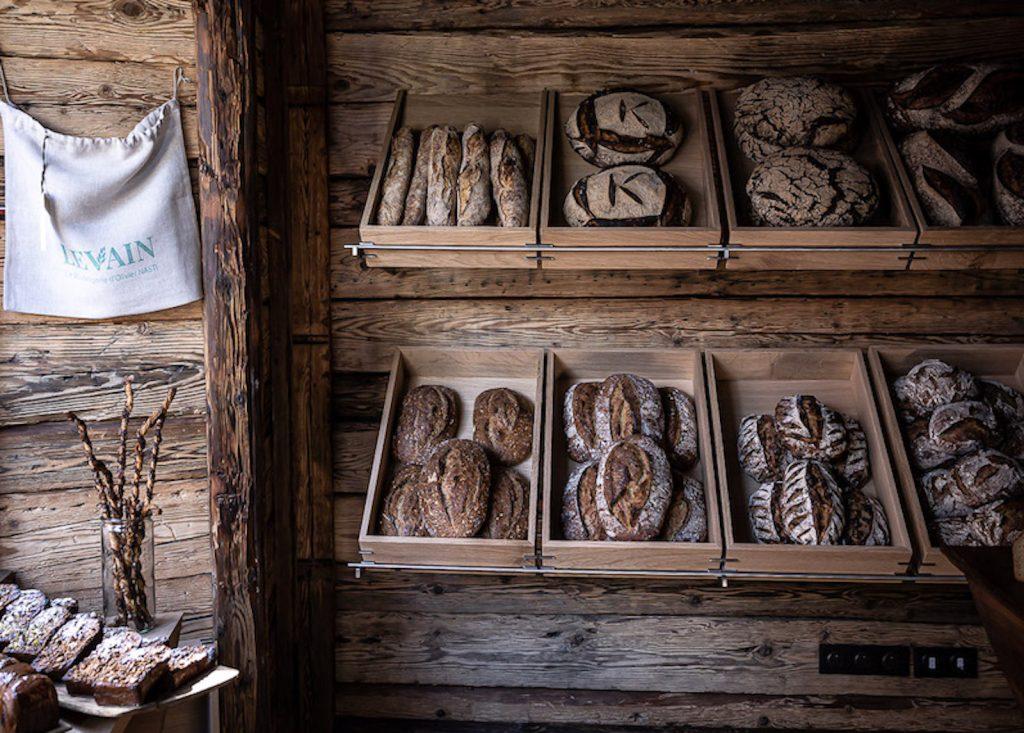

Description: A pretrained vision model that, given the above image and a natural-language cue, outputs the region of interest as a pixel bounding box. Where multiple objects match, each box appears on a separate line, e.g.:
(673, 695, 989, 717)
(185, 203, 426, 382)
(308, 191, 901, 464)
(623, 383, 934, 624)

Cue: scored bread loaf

(928, 400, 998, 456)
(419, 439, 491, 538)
(378, 464, 427, 537)
(737, 414, 786, 483)
(660, 387, 699, 469)
(906, 418, 955, 471)
(564, 165, 690, 227)
(933, 498, 1024, 547)
(393, 385, 459, 465)
(594, 373, 664, 449)
(897, 359, 978, 413)
(920, 468, 970, 520)
(426, 125, 461, 226)
(774, 395, 847, 461)
(979, 378, 1024, 423)
(661, 473, 707, 543)
(778, 460, 845, 545)
(457, 123, 492, 226)
(749, 481, 784, 544)
(844, 489, 890, 546)
(834, 414, 870, 490)
(993, 122, 1024, 226)
(472, 387, 534, 466)
(402, 125, 437, 225)
(899, 131, 988, 227)
(515, 134, 536, 189)
(376, 126, 415, 225)
(561, 462, 604, 541)
(490, 130, 529, 227)
(563, 382, 601, 463)
(595, 435, 672, 541)
(949, 448, 1023, 509)
(481, 468, 530, 540)
(565, 89, 683, 167)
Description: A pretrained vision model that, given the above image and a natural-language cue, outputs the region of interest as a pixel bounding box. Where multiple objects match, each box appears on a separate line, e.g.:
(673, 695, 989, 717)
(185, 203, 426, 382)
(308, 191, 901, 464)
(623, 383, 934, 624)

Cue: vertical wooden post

(194, 1, 296, 730)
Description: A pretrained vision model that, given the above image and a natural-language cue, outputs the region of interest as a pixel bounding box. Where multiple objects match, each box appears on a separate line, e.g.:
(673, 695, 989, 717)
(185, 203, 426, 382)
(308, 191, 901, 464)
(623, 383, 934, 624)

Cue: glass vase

(101, 516, 155, 630)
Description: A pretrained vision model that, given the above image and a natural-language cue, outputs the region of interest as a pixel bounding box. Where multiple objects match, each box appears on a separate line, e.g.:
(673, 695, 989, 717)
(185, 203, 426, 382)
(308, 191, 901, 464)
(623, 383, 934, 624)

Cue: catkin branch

(114, 377, 135, 510)
(67, 412, 116, 519)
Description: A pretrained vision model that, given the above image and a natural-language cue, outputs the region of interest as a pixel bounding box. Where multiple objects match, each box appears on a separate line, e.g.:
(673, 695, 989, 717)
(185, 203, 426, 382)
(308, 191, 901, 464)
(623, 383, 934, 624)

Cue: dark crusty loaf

(934, 498, 1024, 547)
(906, 418, 955, 471)
(949, 448, 1023, 509)
(481, 468, 530, 540)
(563, 382, 601, 463)
(746, 148, 878, 227)
(489, 129, 529, 227)
(393, 385, 459, 465)
(419, 439, 491, 538)
(63, 627, 143, 696)
(92, 643, 172, 707)
(660, 387, 699, 469)
(778, 460, 845, 545)
(0, 591, 46, 650)
(457, 123, 492, 226)
(979, 378, 1024, 424)
(473, 387, 534, 466)
(661, 473, 707, 543)
(749, 481, 784, 544)
(844, 489, 890, 546)
(834, 414, 870, 490)
(5, 605, 72, 662)
(515, 134, 536, 190)
(733, 76, 859, 161)
(402, 125, 437, 226)
(994, 122, 1024, 226)
(378, 464, 427, 537)
(899, 130, 988, 227)
(376, 126, 415, 225)
(168, 643, 217, 689)
(737, 414, 786, 483)
(928, 400, 998, 456)
(0, 663, 59, 733)
(774, 395, 847, 461)
(561, 462, 605, 541)
(564, 165, 691, 227)
(565, 89, 683, 167)
(595, 373, 664, 449)
(1003, 422, 1024, 461)
(920, 468, 970, 520)
(595, 435, 672, 541)
(426, 125, 462, 226)
(896, 359, 977, 413)
(31, 612, 102, 679)
(887, 63, 1024, 136)
(0, 588, 19, 616)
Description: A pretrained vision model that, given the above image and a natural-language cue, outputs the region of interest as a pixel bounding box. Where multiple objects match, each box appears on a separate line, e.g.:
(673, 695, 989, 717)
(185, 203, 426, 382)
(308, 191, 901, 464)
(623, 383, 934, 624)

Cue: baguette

(426, 125, 461, 226)
(489, 130, 529, 227)
(376, 126, 415, 225)
(515, 133, 536, 189)
(402, 125, 436, 225)
(457, 123, 492, 226)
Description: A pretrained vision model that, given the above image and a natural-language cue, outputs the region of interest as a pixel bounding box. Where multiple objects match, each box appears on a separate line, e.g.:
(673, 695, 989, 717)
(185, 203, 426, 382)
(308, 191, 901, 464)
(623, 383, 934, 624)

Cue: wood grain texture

(336, 684, 1024, 733)
(326, 0, 1024, 31)
(327, 21, 1024, 103)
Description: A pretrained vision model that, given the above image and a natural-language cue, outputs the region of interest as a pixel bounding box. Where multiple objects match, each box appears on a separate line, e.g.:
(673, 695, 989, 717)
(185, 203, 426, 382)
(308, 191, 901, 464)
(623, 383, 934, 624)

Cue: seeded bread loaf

(595, 373, 664, 449)
(0, 592, 46, 650)
(563, 382, 601, 463)
(5, 605, 72, 662)
(564, 165, 690, 227)
(778, 460, 845, 545)
(376, 126, 415, 225)
(63, 627, 143, 696)
(31, 613, 102, 679)
(457, 123, 492, 226)
(473, 387, 534, 466)
(393, 385, 459, 465)
(660, 387, 699, 469)
(420, 439, 491, 538)
(737, 413, 786, 483)
(92, 643, 172, 707)
(565, 89, 683, 167)
(595, 435, 672, 541)
(561, 462, 604, 541)
(168, 643, 217, 689)
(378, 464, 427, 537)
(661, 473, 707, 543)
(481, 468, 530, 540)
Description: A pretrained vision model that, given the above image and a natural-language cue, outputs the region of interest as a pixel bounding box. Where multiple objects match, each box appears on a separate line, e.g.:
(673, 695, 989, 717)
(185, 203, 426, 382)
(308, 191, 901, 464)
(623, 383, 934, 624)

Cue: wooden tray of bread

(868, 344, 1024, 577)
(539, 90, 722, 270)
(358, 90, 546, 269)
(541, 348, 723, 572)
(709, 82, 918, 270)
(707, 348, 913, 576)
(358, 347, 544, 569)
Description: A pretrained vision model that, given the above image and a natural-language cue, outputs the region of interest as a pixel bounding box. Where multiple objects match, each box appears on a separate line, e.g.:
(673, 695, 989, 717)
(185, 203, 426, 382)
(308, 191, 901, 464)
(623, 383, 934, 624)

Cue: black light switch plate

(914, 647, 978, 678)
(819, 644, 911, 676)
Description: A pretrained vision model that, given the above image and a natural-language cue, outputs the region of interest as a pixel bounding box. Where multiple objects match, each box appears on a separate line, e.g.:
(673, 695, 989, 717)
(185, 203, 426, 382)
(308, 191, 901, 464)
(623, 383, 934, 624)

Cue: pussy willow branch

(114, 377, 134, 512)
(67, 412, 116, 519)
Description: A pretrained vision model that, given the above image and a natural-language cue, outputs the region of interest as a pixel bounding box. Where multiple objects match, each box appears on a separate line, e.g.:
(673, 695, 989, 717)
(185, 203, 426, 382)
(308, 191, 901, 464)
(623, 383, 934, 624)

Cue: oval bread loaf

(595, 435, 672, 541)
(661, 386, 699, 469)
(426, 125, 461, 226)
(402, 125, 436, 225)
(489, 129, 529, 227)
(561, 462, 604, 541)
(778, 460, 845, 545)
(774, 394, 847, 461)
(899, 131, 988, 227)
(420, 439, 491, 538)
(564, 165, 690, 227)
(457, 123, 492, 226)
(661, 473, 707, 543)
(993, 122, 1024, 226)
(563, 382, 601, 463)
(376, 126, 415, 225)
(595, 373, 664, 449)
(565, 89, 683, 167)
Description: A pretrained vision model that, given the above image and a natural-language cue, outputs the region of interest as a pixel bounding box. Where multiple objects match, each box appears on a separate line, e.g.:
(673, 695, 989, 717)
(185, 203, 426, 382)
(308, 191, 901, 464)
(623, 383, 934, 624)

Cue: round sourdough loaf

(393, 385, 459, 465)
(949, 448, 1023, 508)
(738, 413, 786, 483)
(473, 387, 534, 466)
(774, 395, 848, 461)
(746, 148, 878, 227)
(561, 461, 605, 541)
(934, 498, 1024, 546)
(482, 468, 530, 540)
(994, 123, 1024, 226)
(843, 489, 890, 546)
(563, 165, 690, 227)
(733, 76, 859, 161)
(899, 131, 988, 226)
(565, 89, 683, 167)
(420, 439, 491, 538)
(778, 460, 845, 545)
(378, 464, 427, 537)
(928, 400, 998, 456)
(979, 378, 1024, 423)
(907, 418, 955, 471)
(563, 382, 601, 463)
(660, 386, 699, 469)
(595, 373, 664, 448)
(661, 473, 707, 542)
(896, 359, 978, 413)
(595, 435, 672, 541)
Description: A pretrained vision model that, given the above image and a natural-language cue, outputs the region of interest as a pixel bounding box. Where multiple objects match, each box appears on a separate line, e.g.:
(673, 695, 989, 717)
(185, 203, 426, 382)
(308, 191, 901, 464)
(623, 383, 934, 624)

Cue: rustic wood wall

(0, 1, 211, 641)
(327, 2, 1024, 731)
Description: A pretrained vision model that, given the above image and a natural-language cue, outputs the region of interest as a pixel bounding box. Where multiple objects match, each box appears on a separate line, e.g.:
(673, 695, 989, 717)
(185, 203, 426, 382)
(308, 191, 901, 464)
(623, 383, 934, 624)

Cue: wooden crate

(358, 90, 546, 269)
(867, 344, 1024, 577)
(706, 348, 913, 576)
(541, 349, 723, 572)
(709, 88, 917, 270)
(358, 347, 544, 568)
(871, 92, 1024, 270)
(538, 90, 723, 270)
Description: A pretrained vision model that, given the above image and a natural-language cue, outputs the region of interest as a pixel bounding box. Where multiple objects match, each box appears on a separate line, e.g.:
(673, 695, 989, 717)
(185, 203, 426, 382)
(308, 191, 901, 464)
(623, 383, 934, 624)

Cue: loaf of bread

(928, 400, 998, 456)
(5, 605, 72, 662)
(63, 627, 143, 696)
(980, 379, 1024, 424)
(378, 464, 427, 537)
(778, 460, 845, 545)
(565, 89, 683, 167)
(994, 123, 1024, 226)
(894, 359, 977, 414)
(774, 395, 847, 461)
(376, 126, 415, 225)
(594, 373, 664, 449)
(564, 165, 690, 227)
(733, 76, 859, 161)
(561, 462, 605, 541)
(457, 123, 492, 226)
(749, 481, 784, 544)
(949, 448, 1023, 508)
(843, 489, 890, 546)
(737, 413, 786, 483)
(481, 468, 530, 540)
(426, 125, 461, 226)
(0, 591, 46, 650)
(472, 387, 534, 466)
(1002, 422, 1024, 461)
(898, 131, 988, 226)
(92, 643, 172, 707)
(401, 125, 436, 225)
(747, 148, 878, 227)
(0, 588, 19, 616)
(595, 435, 672, 541)
(419, 439, 491, 538)
(0, 663, 59, 733)
(835, 415, 870, 490)
(907, 418, 955, 471)
(168, 643, 217, 689)
(661, 474, 707, 543)
(393, 385, 459, 465)
(515, 134, 536, 189)
(660, 387, 699, 469)
(887, 63, 1024, 136)
(489, 130, 529, 227)
(31, 612, 102, 679)
(563, 382, 601, 463)
(934, 498, 1024, 547)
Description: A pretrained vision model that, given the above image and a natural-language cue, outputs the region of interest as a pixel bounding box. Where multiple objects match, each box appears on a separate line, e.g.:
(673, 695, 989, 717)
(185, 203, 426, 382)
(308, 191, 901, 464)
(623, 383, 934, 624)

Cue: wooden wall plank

(326, 1, 1024, 32)
(330, 298, 1024, 372)
(336, 684, 1024, 733)
(327, 21, 1024, 103)
(334, 493, 364, 562)
(0, 321, 205, 426)
(0, 0, 195, 64)
(327, 104, 391, 176)
(332, 424, 376, 494)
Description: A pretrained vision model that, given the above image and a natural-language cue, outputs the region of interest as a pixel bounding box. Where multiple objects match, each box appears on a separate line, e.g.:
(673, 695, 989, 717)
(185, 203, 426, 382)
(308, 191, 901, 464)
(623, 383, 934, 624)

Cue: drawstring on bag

(0, 54, 11, 105)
